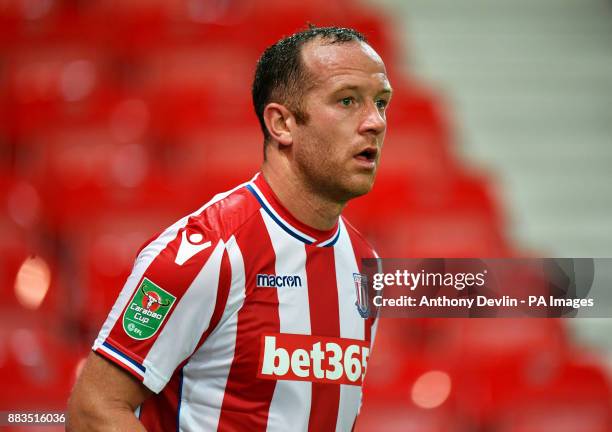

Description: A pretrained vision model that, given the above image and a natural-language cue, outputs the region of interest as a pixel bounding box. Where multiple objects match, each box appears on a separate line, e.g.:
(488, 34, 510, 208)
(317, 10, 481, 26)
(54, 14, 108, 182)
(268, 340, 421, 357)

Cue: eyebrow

(333, 84, 393, 96)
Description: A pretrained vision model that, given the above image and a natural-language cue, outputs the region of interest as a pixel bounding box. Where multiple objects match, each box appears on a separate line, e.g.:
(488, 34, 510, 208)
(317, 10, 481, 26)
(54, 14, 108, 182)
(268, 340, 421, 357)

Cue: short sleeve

(92, 218, 231, 393)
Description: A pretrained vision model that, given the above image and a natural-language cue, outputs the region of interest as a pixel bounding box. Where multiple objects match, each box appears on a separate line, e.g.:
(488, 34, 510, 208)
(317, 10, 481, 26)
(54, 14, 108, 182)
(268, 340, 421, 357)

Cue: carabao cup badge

(122, 277, 177, 340)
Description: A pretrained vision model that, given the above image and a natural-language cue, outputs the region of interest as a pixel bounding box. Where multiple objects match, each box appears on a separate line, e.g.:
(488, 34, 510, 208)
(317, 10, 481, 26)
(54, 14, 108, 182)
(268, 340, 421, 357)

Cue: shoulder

(135, 179, 260, 270)
(341, 216, 378, 259)
(185, 181, 261, 243)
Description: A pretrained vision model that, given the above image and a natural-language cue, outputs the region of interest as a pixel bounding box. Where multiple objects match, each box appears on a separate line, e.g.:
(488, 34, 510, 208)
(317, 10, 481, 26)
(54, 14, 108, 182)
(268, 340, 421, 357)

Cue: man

(67, 26, 392, 431)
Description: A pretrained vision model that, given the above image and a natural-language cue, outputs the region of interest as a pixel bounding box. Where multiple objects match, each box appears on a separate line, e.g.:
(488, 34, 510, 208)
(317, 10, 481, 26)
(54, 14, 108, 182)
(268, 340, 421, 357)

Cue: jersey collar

(246, 172, 341, 247)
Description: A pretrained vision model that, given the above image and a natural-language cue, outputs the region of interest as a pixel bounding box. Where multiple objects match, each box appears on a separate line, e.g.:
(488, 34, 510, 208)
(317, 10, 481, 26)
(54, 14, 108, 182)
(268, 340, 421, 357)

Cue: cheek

(313, 112, 353, 139)
(295, 112, 355, 160)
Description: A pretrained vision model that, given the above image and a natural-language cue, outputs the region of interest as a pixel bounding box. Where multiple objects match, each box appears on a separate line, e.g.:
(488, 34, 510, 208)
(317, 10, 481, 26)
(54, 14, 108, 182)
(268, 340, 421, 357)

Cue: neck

(261, 159, 345, 231)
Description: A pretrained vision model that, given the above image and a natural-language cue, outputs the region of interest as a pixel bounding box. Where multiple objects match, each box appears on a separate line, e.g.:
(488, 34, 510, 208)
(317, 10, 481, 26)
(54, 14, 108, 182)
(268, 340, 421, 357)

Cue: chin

(312, 169, 376, 203)
(342, 176, 376, 200)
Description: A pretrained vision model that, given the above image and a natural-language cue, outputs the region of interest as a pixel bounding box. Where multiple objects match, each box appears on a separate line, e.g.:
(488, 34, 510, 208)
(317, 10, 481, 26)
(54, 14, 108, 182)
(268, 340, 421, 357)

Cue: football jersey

(93, 172, 379, 432)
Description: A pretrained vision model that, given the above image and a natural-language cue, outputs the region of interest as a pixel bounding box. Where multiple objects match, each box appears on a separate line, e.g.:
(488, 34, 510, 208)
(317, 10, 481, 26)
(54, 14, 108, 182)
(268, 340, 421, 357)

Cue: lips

(354, 146, 378, 163)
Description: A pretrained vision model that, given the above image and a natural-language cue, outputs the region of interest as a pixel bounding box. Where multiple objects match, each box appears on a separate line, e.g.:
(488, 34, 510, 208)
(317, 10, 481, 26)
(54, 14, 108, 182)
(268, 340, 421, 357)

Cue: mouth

(353, 147, 378, 167)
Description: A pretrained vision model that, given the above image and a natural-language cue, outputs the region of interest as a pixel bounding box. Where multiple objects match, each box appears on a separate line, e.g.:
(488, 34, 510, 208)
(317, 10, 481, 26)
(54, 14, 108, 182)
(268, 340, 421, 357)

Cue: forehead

(300, 39, 389, 91)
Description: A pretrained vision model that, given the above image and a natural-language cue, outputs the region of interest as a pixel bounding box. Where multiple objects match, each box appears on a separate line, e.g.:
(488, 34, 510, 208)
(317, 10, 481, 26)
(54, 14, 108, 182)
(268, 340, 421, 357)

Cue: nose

(359, 102, 386, 136)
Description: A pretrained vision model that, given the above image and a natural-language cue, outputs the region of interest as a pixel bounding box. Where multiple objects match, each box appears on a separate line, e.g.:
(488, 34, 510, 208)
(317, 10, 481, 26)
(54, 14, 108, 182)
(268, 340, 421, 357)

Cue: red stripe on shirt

(305, 246, 341, 432)
(192, 248, 233, 354)
(217, 212, 280, 431)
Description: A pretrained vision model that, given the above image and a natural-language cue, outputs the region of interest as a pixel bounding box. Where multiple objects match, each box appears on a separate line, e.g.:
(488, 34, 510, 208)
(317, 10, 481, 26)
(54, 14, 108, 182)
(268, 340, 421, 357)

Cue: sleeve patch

(122, 277, 177, 340)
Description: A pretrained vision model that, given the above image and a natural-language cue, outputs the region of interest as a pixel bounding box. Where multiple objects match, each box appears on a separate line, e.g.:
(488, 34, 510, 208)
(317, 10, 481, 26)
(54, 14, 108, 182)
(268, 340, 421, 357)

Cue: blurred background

(0, 0, 611, 430)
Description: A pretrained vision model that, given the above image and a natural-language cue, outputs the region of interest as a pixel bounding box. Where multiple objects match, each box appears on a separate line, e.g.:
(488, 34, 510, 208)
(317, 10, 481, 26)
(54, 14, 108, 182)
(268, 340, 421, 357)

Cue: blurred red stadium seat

(492, 359, 612, 432)
(346, 171, 510, 257)
(0, 220, 30, 309)
(4, 42, 120, 136)
(72, 210, 176, 329)
(0, 323, 83, 411)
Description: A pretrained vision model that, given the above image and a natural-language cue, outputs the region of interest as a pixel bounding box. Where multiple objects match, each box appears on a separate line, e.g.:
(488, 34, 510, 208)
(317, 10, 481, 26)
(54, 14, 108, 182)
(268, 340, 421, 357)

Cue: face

(291, 39, 392, 203)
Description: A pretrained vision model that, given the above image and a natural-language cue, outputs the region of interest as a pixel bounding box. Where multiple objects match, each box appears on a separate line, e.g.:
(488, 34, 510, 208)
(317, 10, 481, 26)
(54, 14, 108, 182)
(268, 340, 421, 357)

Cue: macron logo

(175, 230, 211, 265)
(256, 274, 302, 288)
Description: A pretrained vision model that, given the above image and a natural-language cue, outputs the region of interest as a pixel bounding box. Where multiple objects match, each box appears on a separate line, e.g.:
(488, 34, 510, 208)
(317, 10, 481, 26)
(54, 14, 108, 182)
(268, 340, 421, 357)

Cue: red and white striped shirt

(93, 172, 378, 432)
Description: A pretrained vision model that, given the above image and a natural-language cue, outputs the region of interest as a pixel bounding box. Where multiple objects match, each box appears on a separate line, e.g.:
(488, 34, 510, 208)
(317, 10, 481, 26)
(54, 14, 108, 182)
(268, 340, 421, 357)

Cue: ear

(263, 103, 294, 147)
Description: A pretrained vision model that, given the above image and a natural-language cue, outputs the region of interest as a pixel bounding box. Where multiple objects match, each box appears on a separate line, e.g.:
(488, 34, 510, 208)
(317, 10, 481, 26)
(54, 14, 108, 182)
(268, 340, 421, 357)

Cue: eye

(340, 97, 354, 107)
(375, 99, 388, 110)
